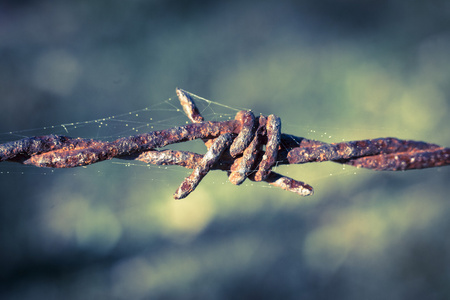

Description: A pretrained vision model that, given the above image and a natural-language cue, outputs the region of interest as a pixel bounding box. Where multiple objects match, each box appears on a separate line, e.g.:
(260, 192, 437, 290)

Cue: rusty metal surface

(229, 115, 266, 185)
(8, 121, 241, 168)
(287, 138, 441, 164)
(133, 150, 202, 169)
(176, 88, 204, 123)
(346, 148, 450, 171)
(264, 172, 314, 196)
(0, 135, 95, 163)
(229, 110, 256, 157)
(1, 88, 449, 199)
(254, 114, 281, 182)
(174, 133, 233, 199)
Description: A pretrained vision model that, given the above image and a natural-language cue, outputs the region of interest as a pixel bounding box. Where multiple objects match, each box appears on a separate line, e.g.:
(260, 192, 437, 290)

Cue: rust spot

(176, 88, 204, 123)
(174, 133, 233, 199)
(255, 114, 281, 181)
(229, 110, 256, 157)
(229, 115, 266, 185)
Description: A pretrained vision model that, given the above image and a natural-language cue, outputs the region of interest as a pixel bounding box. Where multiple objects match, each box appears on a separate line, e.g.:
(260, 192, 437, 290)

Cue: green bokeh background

(1, 0, 450, 299)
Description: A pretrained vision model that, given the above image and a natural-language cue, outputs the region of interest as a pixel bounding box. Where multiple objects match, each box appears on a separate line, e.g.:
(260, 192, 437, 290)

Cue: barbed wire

(1, 88, 449, 199)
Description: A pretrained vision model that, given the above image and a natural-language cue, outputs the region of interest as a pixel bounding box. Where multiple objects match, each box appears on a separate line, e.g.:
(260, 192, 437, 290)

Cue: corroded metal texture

(346, 148, 450, 171)
(174, 133, 233, 199)
(228, 115, 266, 185)
(229, 110, 256, 157)
(130, 148, 314, 194)
(23, 139, 104, 168)
(176, 88, 204, 123)
(128, 149, 204, 169)
(287, 138, 441, 164)
(19, 121, 241, 168)
(264, 173, 313, 196)
(0, 135, 95, 162)
(1, 88, 449, 199)
(254, 114, 281, 181)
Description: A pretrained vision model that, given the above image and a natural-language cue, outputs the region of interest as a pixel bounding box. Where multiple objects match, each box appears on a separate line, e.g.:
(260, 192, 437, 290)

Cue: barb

(1, 88, 449, 199)
(174, 89, 314, 197)
(174, 133, 234, 199)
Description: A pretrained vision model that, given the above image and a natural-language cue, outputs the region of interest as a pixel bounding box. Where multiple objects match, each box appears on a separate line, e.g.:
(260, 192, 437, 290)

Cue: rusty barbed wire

(0, 88, 449, 199)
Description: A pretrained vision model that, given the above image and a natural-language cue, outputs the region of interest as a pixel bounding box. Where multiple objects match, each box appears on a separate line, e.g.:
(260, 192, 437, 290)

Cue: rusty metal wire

(1, 88, 449, 199)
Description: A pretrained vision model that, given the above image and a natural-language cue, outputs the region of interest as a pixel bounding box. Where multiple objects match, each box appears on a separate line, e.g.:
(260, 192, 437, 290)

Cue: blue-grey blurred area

(1, 0, 450, 299)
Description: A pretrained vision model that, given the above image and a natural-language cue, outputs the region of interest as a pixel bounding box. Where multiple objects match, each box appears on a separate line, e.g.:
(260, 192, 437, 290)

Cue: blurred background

(1, 0, 450, 299)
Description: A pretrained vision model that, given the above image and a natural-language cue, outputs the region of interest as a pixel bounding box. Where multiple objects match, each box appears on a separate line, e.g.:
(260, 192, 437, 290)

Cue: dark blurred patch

(299, 0, 390, 33)
(0, 0, 34, 10)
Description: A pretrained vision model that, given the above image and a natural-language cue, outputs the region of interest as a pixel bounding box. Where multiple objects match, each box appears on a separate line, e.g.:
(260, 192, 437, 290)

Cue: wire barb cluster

(1, 88, 449, 199)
